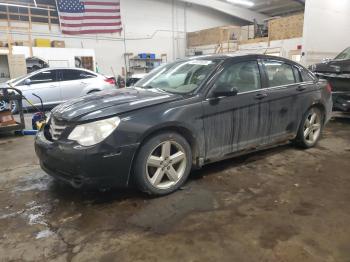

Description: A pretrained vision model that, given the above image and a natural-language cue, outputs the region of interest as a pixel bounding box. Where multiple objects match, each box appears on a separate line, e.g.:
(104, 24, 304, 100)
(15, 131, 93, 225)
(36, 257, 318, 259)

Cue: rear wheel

(133, 132, 192, 196)
(295, 107, 323, 148)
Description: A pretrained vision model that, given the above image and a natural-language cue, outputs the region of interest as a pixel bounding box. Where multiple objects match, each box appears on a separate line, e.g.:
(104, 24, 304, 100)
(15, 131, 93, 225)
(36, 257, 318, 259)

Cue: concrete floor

(0, 117, 350, 262)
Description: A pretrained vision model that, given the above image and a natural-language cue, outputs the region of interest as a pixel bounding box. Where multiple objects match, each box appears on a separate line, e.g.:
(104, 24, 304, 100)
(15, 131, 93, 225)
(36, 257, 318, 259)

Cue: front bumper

(316, 74, 350, 112)
(34, 131, 139, 189)
(333, 93, 350, 112)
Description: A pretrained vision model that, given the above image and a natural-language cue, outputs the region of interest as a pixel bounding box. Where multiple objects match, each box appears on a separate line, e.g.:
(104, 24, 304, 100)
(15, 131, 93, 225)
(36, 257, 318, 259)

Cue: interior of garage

(0, 0, 350, 261)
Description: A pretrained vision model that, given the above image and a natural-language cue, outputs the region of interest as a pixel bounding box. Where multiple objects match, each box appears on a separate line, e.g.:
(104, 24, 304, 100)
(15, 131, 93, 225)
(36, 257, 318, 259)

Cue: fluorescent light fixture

(226, 0, 255, 7)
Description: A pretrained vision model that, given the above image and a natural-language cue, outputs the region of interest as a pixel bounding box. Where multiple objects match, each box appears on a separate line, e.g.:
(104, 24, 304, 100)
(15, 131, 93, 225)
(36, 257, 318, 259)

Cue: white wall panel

(302, 0, 350, 65)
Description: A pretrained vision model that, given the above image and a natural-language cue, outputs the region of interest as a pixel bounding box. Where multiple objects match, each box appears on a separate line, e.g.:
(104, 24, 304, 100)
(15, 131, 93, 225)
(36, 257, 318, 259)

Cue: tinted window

(264, 61, 296, 87)
(29, 70, 56, 84)
(293, 67, 302, 82)
(60, 70, 96, 81)
(301, 69, 314, 82)
(215, 61, 261, 93)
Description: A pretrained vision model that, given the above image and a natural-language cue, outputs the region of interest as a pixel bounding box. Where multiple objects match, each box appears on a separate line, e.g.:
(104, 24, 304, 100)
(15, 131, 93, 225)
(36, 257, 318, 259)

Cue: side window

(61, 70, 93, 81)
(29, 70, 56, 85)
(80, 71, 97, 79)
(293, 67, 302, 82)
(264, 60, 296, 87)
(215, 61, 261, 94)
(300, 69, 315, 82)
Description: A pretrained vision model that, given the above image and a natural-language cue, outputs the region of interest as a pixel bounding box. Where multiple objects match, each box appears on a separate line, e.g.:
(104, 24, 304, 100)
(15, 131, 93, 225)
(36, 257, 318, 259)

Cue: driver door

(202, 59, 268, 160)
(18, 69, 61, 108)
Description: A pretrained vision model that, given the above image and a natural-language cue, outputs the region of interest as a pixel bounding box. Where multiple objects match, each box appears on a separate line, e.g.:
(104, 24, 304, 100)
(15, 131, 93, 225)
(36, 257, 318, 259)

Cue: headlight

(68, 116, 120, 146)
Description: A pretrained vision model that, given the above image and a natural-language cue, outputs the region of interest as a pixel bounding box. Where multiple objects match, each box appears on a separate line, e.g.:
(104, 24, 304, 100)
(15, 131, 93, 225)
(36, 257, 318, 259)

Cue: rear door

(260, 59, 314, 143)
(58, 69, 97, 101)
(17, 69, 60, 107)
(202, 58, 269, 160)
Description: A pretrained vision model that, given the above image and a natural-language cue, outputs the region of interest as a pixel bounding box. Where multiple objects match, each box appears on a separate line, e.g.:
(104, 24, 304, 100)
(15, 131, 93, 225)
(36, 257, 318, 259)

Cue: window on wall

(0, 0, 58, 25)
(264, 60, 296, 87)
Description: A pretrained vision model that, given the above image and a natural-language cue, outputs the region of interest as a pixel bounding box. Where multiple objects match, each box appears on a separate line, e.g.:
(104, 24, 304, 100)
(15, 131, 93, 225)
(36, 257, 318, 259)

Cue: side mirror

(322, 58, 331, 63)
(213, 84, 238, 97)
(24, 79, 31, 85)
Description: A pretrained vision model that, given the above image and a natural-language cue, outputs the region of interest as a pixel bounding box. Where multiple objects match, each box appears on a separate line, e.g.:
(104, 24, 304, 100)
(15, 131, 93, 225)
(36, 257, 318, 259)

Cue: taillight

(326, 82, 332, 94)
(104, 78, 116, 85)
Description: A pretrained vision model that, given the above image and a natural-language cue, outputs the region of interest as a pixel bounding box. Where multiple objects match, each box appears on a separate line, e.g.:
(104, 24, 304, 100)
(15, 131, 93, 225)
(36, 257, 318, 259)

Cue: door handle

(49, 85, 56, 88)
(255, 93, 268, 100)
(296, 85, 306, 91)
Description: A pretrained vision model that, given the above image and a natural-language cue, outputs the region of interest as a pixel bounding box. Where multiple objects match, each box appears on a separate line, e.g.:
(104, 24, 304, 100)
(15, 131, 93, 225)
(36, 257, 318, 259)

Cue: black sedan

(310, 47, 350, 112)
(35, 54, 333, 195)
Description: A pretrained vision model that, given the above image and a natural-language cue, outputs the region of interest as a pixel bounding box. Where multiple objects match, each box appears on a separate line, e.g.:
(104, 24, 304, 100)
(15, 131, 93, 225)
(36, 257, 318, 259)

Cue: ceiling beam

(178, 0, 268, 23)
(255, 2, 300, 12)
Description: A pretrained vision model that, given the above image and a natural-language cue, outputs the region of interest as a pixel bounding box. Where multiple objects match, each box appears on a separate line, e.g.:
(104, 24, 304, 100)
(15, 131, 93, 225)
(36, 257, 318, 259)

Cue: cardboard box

(51, 40, 65, 48)
(34, 38, 51, 47)
(0, 111, 16, 127)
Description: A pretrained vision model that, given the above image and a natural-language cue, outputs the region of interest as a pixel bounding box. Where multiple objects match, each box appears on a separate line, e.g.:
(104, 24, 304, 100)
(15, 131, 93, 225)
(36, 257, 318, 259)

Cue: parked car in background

(310, 47, 350, 112)
(35, 54, 332, 196)
(2, 68, 117, 112)
(126, 73, 147, 87)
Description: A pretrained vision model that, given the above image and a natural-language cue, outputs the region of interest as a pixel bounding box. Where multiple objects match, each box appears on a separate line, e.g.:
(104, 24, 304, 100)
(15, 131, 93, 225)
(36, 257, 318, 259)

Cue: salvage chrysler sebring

(35, 54, 333, 195)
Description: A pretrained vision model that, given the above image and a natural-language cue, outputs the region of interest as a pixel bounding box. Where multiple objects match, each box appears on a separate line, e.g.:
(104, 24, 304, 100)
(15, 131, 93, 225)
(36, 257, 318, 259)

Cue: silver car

(1, 68, 116, 112)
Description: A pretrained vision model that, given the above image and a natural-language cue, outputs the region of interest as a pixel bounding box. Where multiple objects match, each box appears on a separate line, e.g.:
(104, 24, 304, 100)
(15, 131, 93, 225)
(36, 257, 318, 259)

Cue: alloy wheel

(146, 140, 187, 190)
(303, 110, 321, 144)
(0, 100, 7, 112)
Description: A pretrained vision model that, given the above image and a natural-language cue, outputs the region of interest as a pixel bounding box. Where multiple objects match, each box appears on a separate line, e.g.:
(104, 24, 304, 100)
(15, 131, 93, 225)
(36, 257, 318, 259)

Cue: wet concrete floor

(0, 117, 350, 261)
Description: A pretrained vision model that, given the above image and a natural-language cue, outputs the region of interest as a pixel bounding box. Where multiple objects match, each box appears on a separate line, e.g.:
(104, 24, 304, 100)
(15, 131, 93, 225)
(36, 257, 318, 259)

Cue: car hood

(51, 88, 181, 122)
(311, 59, 350, 74)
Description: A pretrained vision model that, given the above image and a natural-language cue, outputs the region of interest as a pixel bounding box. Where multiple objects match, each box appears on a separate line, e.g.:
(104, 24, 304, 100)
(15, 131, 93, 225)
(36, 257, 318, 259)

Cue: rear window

(60, 70, 96, 81)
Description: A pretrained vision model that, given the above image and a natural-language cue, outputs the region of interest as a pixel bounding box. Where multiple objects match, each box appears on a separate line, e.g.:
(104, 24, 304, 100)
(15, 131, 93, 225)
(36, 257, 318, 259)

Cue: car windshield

(135, 59, 220, 94)
(335, 47, 350, 60)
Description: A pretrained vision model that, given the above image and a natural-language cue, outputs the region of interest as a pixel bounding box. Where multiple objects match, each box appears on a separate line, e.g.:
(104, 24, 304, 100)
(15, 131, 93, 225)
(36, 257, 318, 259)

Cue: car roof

(38, 67, 95, 72)
(184, 53, 300, 66)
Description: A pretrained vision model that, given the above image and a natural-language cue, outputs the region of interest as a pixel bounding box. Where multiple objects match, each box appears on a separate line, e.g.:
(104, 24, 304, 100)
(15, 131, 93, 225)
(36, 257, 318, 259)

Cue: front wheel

(133, 132, 192, 196)
(295, 107, 323, 148)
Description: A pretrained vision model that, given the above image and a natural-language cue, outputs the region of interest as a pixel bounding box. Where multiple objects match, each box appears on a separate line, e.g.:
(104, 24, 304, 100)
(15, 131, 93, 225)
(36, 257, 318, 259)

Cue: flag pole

(54, 0, 63, 32)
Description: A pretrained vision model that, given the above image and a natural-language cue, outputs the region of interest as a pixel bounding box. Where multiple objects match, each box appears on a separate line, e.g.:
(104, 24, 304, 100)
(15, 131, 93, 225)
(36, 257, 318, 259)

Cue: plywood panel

(187, 26, 241, 48)
(8, 54, 27, 79)
(268, 13, 304, 41)
(239, 37, 269, 45)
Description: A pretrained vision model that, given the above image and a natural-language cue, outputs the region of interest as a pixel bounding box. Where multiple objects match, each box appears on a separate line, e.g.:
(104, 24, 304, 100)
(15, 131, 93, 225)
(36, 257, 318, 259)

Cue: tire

(295, 107, 324, 148)
(0, 100, 18, 114)
(133, 132, 192, 196)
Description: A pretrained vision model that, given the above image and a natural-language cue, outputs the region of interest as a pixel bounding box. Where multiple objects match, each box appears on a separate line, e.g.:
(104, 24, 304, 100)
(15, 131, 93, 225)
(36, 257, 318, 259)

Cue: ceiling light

(226, 0, 255, 7)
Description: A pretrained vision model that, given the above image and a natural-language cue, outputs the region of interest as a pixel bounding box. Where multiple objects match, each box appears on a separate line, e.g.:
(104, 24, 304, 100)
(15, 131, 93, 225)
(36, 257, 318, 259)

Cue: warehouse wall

(302, 0, 350, 65)
(0, 0, 241, 76)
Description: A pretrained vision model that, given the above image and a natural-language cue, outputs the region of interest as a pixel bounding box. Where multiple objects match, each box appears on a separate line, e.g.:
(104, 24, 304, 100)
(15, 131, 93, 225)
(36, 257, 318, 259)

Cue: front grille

(49, 117, 67, 141)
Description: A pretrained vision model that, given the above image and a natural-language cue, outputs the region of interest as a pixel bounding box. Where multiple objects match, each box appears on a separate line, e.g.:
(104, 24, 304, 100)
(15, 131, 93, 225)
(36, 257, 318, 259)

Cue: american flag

(56, 0, 122, 35)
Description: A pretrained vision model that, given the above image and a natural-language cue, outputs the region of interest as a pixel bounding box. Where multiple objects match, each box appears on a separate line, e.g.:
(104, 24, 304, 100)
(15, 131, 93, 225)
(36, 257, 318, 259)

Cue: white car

(1, 68, 117, 112)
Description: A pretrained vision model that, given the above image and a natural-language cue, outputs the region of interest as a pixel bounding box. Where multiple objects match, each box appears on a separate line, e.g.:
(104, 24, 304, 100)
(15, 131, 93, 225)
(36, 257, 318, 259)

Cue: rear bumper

(35, 131, 138, 189)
